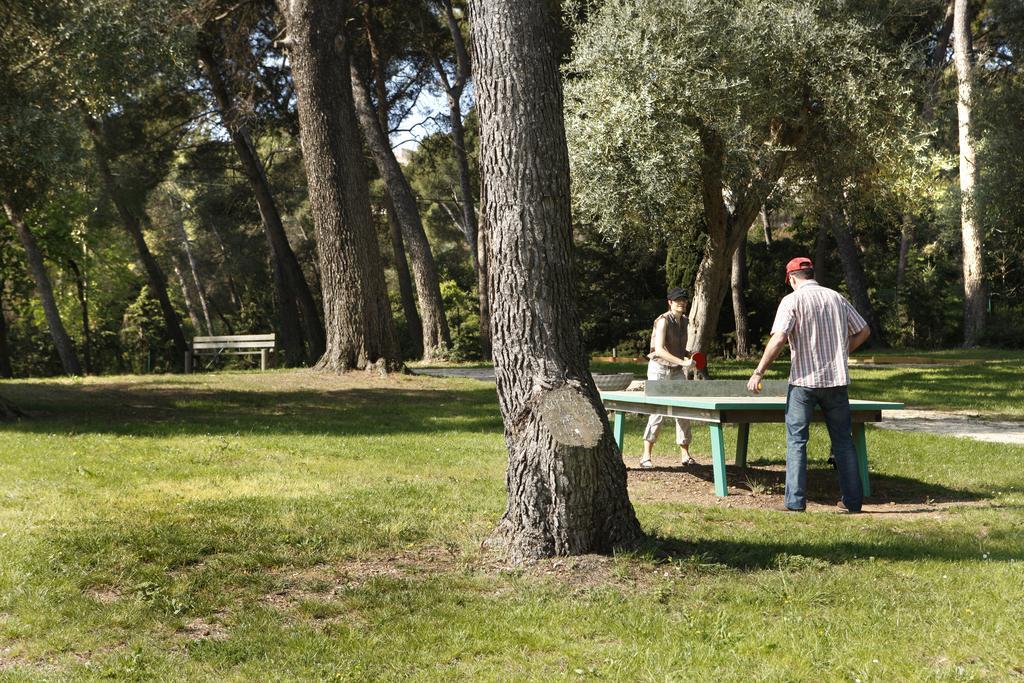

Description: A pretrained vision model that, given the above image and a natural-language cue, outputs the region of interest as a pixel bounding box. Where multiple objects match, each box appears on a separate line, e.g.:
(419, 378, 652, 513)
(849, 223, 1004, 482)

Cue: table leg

(853, 423, 871, 497)
(736, 423, 750, 468)
(709, 423, 728, 497)
(612, 411, 625, 454)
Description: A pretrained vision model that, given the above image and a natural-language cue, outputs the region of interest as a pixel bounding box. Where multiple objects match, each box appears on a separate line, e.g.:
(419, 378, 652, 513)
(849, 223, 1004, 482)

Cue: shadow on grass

(0, 380, 504, 438)
(677, 462, 990, 506)
(642, 526, 1024, 570)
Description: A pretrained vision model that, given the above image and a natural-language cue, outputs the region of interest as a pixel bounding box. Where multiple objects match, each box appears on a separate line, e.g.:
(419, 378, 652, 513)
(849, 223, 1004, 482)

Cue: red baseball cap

(784, 257, 814, 283)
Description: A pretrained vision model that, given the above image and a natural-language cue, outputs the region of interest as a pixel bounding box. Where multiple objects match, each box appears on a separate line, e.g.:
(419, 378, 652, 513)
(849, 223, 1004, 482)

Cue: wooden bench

(185, 334, 276, 373)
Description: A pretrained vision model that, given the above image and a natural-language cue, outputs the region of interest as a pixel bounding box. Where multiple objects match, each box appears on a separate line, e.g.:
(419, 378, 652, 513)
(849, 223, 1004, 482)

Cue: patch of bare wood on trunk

(470, 0, 644, 564)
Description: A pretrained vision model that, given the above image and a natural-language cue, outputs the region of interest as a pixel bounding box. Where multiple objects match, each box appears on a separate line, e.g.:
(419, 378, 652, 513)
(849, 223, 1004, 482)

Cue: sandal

(681, 455, 698, 466)
(639, 458, 654, 469)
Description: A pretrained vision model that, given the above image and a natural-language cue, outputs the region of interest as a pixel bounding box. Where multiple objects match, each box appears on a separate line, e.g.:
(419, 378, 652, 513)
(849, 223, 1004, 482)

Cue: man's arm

(849, 326, 870, 353)
(747, 331, 788, 393)
(651, 318, 690, 367)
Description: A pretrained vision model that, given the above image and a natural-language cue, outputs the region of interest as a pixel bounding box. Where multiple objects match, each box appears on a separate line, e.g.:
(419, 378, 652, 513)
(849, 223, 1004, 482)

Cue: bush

(439, 279, 481, 361)
(120, 286, 177, 373)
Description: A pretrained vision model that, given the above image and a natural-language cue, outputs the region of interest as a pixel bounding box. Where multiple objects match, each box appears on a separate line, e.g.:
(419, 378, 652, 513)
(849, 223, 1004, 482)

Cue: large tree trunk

(689, 239, 734, 356)
(269, 239, 306, 367)
(469, 0, 644, 563)
(198, 38, 325, 360)
(3, 203, 82, 375)
(832, 207, 886, 346)
(283, 0, 400, 372)
(386, 197, 423, 358)
(350, 64, 451, 359)
(65, 258, 92, 373)
(954, 0, 985, 346)
(730, 237, 749, 357)
(82, 115, 188, 364)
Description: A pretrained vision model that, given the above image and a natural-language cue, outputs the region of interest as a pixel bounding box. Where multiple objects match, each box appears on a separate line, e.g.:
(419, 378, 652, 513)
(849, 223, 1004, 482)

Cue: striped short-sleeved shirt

(770, 281, 867, 388)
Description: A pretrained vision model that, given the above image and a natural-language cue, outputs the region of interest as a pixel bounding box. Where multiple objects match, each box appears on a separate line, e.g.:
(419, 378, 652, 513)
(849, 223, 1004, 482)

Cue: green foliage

(120, 286, 177, 373)
(575, 231, 666, 355)
(565, 0, 923, 244)
(439, 279, 480, 361)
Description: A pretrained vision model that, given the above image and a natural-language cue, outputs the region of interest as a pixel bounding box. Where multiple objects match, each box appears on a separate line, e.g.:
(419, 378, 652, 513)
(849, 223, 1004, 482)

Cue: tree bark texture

(350, 64, 451, 359)
(283, 0, 400, 372)
(82, 115, 188, 363)
(469, 0, 644, 563)
(476, 187, 493, 361)
(386, 197, 424, 358)
(832, 208, 886, 346)
(198, 38, 325, 360)
(730, 237, 749, 357)
(3, 203, 82, 375)
(953, 0, 986, 346)
(269, 238, 306, 367)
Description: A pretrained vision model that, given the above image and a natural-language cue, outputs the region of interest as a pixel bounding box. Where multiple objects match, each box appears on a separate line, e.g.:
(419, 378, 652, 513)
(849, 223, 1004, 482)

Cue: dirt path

(877, 409, 1024, 445)
(412, 367, 1024, 446)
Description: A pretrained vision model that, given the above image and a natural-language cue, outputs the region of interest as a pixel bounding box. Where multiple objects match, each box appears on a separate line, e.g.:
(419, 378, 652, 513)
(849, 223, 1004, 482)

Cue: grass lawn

(1, 366, 1023, 681)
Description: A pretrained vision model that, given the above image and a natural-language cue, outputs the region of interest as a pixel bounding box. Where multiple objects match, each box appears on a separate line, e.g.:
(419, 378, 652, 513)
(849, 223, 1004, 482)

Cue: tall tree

(566, 0, 920, 354)
(469, 0, 644, 562)
(278, 0, 401, 372)
(82, 114, 189, 361)
(2, 205, 82, 375)
(730, 237, 749, 357)
(428, 0, 491, 360)
(0, 8, 84, 376)
(349, 62, 451, 360)
(358, 5, 423, 356)
(954, 0, 986, 346)
(196, 29, 326, 362)
(65, 257, 93, 372)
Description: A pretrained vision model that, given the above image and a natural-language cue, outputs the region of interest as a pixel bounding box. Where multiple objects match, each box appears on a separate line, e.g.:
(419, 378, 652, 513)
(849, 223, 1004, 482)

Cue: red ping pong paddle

(691, 352, 707, 370)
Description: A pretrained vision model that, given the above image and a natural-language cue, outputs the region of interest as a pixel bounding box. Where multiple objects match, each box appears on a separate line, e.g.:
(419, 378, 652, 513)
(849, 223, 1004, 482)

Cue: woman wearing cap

(640, 287, 697, 468)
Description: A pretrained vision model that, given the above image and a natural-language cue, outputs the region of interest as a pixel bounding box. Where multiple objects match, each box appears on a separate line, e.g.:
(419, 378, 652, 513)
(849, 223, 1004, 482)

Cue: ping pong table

(600, 380, 904, 497)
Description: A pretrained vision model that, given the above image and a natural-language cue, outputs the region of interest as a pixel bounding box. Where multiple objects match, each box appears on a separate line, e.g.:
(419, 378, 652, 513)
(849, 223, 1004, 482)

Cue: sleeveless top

(649, 312, 688, 366)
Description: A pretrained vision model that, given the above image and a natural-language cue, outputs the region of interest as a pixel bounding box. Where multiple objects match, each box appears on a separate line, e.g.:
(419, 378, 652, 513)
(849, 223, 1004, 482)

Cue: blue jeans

(785, 385, 863, 511)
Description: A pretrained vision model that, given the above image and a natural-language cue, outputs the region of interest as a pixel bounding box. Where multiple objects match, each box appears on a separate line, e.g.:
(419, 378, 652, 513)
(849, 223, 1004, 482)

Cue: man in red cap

(747, 257, 872, 513)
